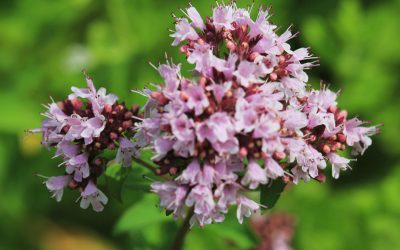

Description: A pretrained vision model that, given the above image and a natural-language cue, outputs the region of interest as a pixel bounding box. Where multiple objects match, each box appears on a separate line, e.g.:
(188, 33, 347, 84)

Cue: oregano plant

(32, 2, 379, 249)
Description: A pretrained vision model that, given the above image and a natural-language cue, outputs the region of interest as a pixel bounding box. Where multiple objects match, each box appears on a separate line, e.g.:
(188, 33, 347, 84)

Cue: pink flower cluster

(135, 3, 379, 226)
(33, 76, 139, 211)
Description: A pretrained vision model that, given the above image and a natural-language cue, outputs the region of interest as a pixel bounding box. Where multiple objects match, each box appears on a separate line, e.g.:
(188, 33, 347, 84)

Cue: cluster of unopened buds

(34, 2, 379, 226)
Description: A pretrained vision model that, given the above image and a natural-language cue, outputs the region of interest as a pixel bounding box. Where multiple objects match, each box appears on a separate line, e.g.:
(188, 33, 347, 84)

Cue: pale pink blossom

(185, 85, 209, 116)
(212, 5, 234, 31)
(236, 195, 260, 224)
(171, 18, 199, 46)
(234, 61, 261, 87)
(45, 175, 72, 202)
(327, 153, 352, 179)
(66, 153, 90, 182)
(116, 138, 136, 167)
(151, 181, 188, 218)
(80, 181, 108, 212)
(186, 6, 205, 30)
(241, 160, 268, 189)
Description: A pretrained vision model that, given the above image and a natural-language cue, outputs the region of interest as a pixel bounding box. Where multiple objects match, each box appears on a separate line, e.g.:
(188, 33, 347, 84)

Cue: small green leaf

(114, 195, 169, 234)
(105, 163, 131, 202)
(123, 166, 151, 192)
(97, 149, 116, 161)
(260, 179, 287, 209)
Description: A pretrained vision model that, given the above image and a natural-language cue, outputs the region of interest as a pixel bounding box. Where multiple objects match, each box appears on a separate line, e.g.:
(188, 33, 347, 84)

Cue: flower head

(134, 2, 379, 226)
(32, 75, 140, 211)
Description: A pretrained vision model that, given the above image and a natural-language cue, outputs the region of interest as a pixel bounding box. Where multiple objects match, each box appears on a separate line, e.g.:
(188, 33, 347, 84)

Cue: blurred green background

(0, 0, 399, 249)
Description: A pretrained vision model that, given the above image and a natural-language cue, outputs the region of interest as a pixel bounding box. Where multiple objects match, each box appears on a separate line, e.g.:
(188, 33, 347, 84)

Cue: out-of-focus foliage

(0, 0, 398, 249)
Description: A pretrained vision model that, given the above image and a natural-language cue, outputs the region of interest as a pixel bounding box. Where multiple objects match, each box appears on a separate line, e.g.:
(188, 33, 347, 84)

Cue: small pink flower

(153, 137, 174, 161)
(241, 160, 268, 189)
(280, 109, 308, 131)
(158, 63, 181, 98)
(265, 158, 284, 179)
(171, 18, 199, 46)
(248, 8, 275, 38)
(234, 61, 260, 87)
(186, 6, 205, 30)
(80, 181, 108, 212)
(176, 160, 201, 185)
(327, 153, 352, 179)
(171, 114, 195, 141)
(116, 138, 136, 167)
(45, 175, 72, 202)
(55, 140, 80, 159)
(344, 118, 378, 155)
(306, 89, 337, 112)
(186, 185, 215, 216)
(208, 112, 235, 143)
(236, 195, 260, 224)
(151, 181, 188, 218)
(212, 5, 234, 31)
(69, 76, 117, 114)
(81, 115, 105, 145)
(253, 114, 281, 139)
(66, 153, 90, 182)
(185, 85, 209, 116)
(215, 181, 239, 210)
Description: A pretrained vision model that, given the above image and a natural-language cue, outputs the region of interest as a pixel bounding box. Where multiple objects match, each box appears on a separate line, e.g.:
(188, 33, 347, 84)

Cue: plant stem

(132, 157, 158, 174)
(170, 208, 194, 250)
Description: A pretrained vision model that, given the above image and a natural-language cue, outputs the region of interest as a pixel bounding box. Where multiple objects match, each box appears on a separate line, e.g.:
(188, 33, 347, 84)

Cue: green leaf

(96, 149, 117, 161)
(104, 163, 131, 203)
(114, 194, 169, 234)
(123, 166, 151, 192)
(260, 179, 287, 209)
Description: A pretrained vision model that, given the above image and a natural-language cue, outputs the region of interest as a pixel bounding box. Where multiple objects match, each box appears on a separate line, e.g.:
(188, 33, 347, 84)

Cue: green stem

(132, 157, 158, 174)
(170, 208, 194, 250)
